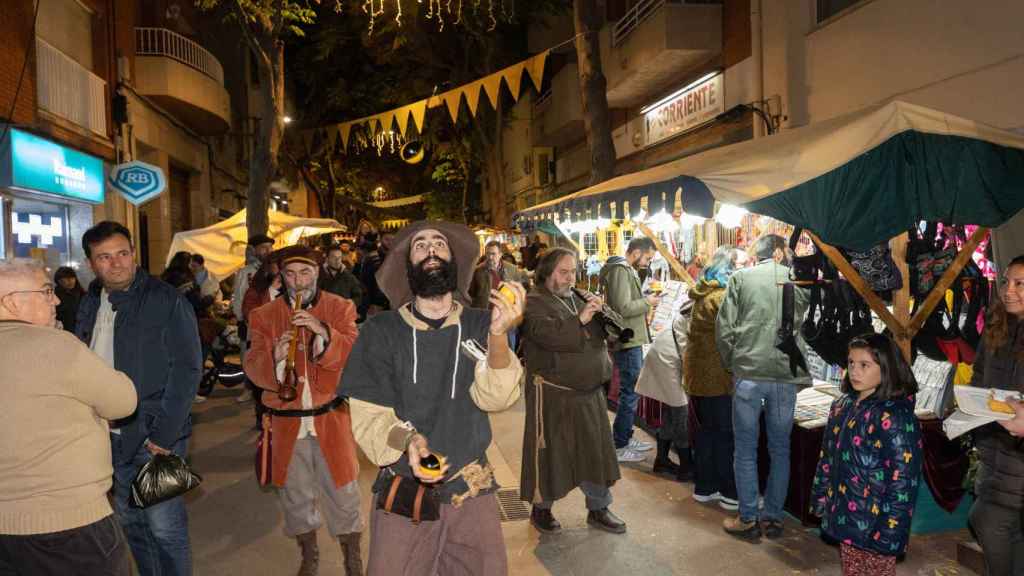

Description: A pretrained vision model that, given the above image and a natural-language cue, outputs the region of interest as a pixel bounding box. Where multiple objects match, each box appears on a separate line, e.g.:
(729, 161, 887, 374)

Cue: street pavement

(186, 386, 976, 576)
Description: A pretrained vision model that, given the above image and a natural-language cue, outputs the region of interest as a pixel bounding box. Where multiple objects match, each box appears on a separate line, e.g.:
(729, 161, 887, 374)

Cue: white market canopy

(515, 100, 1024, 251)
(166, 209, 346, 280)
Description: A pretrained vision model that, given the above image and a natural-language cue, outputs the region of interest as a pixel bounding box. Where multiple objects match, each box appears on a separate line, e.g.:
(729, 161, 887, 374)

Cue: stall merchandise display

(794, 385, 841, 429)
(911, 355, 957, 419)
(647, 280, 688, 337)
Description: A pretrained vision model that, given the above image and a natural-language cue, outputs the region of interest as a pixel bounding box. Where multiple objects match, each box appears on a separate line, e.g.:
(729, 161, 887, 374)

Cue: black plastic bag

(131, 453, 202, 508)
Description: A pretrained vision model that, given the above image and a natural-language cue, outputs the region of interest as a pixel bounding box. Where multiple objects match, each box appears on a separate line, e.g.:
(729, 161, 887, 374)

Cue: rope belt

(530, 375, 576, 504)
(532, 374, 575, 450)
(448, 461, 495, 508)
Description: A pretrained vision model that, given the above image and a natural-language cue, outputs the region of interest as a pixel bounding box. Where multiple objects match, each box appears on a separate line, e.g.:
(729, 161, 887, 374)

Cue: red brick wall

(0, 0, 37, 126)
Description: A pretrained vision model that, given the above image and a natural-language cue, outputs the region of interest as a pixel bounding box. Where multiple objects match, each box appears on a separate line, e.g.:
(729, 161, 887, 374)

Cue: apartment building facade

(498, 0, 755, 226)
(504, 0, 1024, 258)
(0, 0, 253, 279)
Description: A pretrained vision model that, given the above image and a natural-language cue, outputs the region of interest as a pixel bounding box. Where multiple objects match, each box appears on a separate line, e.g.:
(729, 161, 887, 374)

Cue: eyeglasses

(1, 286, 55, 300)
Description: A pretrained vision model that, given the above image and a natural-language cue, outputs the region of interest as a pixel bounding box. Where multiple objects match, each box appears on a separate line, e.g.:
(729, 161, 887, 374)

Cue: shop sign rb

(109, 161, 166, 206)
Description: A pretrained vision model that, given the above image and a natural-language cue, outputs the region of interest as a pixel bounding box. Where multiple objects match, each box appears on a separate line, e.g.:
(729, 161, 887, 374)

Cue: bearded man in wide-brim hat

(339, 221, 525, 576)
(245, 245, 363, 576)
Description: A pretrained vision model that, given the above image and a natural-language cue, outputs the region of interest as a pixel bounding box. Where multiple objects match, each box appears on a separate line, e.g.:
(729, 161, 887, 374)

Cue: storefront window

(10, 197, 71, 271)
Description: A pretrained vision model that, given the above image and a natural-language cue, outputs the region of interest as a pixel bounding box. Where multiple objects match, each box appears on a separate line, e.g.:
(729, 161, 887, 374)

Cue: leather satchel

(788, 228, 820, 282)
(376, 475, 441, 523)
(776, 283, 808, 377)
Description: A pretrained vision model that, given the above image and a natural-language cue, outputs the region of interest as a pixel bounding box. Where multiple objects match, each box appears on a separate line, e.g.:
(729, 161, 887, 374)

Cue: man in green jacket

(599, 236, 661, 463)
(715, 234, 810, 541)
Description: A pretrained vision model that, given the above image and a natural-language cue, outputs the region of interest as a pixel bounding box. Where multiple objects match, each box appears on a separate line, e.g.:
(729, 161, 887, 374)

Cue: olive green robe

(519, 288, 620, 504)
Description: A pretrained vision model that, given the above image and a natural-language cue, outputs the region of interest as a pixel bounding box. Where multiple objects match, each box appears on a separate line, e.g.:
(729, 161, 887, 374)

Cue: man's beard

(288, 286, 316, 305)
(407, 256, 458, 298)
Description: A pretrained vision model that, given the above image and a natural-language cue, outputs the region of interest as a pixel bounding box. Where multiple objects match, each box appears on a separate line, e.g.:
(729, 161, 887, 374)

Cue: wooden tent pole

(907, 226, 990, 335)
(807, 232, 905, 340)
(552, 222, 583, 255)
(889, 232, 913, 361)
(637, 222, 696, 287)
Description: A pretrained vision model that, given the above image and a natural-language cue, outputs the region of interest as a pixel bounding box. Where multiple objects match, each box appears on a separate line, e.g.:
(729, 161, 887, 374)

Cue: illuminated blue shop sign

(1, 128, 104, 204)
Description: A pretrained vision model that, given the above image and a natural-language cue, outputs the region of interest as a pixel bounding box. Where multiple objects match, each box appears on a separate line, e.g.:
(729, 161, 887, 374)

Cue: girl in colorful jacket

(810, 333, 923, 576)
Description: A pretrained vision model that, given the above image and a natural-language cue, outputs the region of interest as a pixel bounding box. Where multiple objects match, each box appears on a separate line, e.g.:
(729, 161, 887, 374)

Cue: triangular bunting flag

(464, 81, 483, 117)
(339, 123, 352, 152)
(409, 99, 428, 134)
(394, 106, 411, 137)
(503, 62, 526, 102)
(365, 116, 382, 134)
(381, 110, 398, 134)
(324, 125, 339, 153)
(527, 50, 549, 92)
(441, 90, 462, 123)
(481, 72, 503, 109)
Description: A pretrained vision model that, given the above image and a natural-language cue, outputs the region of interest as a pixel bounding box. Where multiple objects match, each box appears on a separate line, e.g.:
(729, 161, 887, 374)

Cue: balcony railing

(612, 0, 721, 47)
(136, 27, 224, 84)
(35, 38, 107, 137)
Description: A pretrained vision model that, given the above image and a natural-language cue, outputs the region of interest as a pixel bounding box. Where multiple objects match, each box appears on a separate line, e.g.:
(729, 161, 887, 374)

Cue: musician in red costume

(245, 245, 363, 575)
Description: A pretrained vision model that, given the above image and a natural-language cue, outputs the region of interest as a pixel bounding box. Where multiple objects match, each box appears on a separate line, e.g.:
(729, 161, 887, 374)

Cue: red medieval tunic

(245, 292, 360, 488)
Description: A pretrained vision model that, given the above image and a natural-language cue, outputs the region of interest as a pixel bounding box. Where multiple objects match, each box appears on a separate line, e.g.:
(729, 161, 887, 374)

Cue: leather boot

(529, 507, 562, 534)
(652, 439, 679, 476)
(295, 531, 319, 576)
(338, 532, 364, 576)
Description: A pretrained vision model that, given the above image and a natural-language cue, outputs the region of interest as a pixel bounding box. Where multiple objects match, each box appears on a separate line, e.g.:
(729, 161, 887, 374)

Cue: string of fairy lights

(359, 0, 515, 35)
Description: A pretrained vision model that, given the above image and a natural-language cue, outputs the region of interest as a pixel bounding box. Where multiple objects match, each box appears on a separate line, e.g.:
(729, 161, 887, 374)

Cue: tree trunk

(573, 0, 616, 185)
(247, 39, 285, 239)
(489, 97, 507, 226)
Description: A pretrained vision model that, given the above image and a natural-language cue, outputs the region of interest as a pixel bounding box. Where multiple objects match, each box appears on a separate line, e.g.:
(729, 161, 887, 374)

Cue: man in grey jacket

(715, 234, 809, 541)
(232, 234, 275, 404)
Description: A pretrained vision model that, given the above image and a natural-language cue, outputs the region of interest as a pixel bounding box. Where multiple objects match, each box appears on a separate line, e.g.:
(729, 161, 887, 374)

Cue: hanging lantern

(400, 140, 427, 164)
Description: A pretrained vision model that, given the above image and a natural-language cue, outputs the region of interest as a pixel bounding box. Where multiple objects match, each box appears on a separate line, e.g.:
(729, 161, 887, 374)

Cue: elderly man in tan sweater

(0, 258, 137, 576)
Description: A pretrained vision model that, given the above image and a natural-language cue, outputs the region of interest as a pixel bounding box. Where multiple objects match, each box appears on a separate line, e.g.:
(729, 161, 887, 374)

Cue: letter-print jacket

(810, 393, 923, 556)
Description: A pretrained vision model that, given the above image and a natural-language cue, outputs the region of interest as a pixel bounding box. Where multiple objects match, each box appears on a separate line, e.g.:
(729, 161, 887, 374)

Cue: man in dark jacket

(357, 233, 392, 320)
(319, 244, 364, 309)
(76, 221, 202, 576)
(520, 247, 625, 535)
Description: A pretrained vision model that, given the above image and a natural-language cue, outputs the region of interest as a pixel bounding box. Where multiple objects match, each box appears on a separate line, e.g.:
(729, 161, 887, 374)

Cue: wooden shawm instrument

(278, 294, 302, 402)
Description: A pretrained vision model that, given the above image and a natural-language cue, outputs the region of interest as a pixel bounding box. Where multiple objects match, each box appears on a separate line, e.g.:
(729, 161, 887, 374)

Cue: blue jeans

(111, 434, 192, 576)
(732, 379, 796, 522)
(612, 347, 644, 449)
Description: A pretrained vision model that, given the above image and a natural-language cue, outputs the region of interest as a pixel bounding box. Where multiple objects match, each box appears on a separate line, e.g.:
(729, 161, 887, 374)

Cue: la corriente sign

(644, 73, 724, 147)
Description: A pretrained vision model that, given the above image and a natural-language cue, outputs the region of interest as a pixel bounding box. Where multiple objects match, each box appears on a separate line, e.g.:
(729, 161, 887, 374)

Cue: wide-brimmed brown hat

(376, 220, 479, 307)
(273, 245, 323, 268)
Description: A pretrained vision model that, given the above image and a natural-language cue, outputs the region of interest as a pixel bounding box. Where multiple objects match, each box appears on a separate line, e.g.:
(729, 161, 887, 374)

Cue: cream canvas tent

(166, 209, 346, 280)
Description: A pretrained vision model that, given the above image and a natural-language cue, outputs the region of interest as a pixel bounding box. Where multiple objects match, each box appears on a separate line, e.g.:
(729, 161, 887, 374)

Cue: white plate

(954, 386, 1020, 421)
